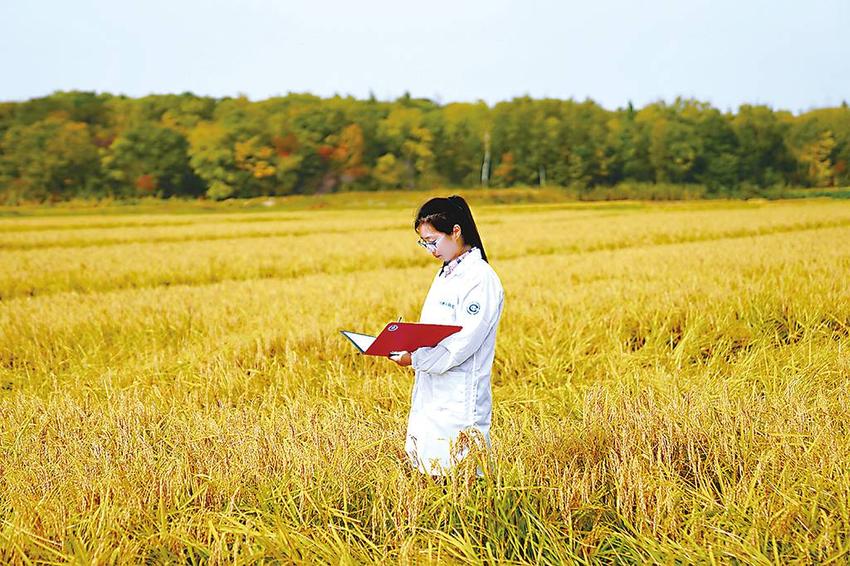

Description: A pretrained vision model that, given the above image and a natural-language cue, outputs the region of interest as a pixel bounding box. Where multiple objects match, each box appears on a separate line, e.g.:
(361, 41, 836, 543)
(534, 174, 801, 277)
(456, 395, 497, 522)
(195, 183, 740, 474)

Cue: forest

(0, 91, 848, 203)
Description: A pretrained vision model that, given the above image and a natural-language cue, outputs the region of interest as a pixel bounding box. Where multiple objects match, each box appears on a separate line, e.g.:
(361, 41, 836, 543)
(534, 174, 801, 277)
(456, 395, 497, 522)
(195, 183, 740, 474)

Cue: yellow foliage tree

(799, 130, 836, 187)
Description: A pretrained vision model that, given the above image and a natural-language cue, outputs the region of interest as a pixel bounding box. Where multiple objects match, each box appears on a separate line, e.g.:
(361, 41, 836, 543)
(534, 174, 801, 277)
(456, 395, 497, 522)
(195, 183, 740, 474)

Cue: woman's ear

(452, 224, 462, 240)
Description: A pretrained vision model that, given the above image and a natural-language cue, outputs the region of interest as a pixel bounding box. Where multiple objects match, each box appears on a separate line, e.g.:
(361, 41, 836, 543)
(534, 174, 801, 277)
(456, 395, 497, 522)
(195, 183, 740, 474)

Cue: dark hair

(414, 195, 488, 262)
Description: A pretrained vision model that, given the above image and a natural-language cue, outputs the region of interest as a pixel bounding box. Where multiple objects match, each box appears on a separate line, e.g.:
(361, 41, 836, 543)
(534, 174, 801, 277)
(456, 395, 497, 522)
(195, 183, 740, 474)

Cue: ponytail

(414, 195, 489, 262)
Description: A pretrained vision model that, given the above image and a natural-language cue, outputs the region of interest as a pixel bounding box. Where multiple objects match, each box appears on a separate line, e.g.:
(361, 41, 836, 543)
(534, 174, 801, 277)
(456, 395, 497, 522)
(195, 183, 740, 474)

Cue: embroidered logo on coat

(466, 302, 481, 315)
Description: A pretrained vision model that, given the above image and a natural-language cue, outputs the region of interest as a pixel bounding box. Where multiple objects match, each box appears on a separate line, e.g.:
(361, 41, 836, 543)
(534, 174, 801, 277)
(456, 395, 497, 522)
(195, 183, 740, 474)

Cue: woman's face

(417, 222, 463, 262)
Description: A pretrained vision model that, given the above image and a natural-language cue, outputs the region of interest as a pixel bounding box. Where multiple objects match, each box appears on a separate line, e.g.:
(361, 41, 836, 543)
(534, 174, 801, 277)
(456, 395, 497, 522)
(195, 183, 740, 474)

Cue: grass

(0, 187, 576, 218)
(1, 194, 849, 563)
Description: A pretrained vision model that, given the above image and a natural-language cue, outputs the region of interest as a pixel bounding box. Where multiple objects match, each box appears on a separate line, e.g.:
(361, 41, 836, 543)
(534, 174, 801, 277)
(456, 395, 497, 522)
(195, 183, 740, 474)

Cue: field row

(0, 203, 641, 248)
(0, 200, 840, 249)
(3, 221, 848, 396)
(2, 201, 849, 300)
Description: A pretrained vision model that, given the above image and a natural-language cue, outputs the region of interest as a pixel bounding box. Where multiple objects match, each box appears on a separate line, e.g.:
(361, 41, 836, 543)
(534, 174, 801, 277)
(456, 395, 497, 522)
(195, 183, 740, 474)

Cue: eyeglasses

(417, 234, 445, 252)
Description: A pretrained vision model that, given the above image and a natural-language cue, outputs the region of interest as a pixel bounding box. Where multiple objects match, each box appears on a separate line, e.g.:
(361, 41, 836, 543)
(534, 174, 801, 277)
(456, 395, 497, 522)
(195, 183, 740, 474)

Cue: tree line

(0, 91, 848, 202)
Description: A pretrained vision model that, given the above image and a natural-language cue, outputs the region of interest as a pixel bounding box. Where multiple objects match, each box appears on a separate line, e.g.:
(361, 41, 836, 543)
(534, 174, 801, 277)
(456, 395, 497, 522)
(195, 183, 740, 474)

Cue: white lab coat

(405, 247, 505, 475)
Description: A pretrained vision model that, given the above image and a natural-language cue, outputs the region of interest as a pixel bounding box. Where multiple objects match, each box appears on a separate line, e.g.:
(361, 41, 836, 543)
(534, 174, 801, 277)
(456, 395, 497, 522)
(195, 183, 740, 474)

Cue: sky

(2, 0, 848, 113)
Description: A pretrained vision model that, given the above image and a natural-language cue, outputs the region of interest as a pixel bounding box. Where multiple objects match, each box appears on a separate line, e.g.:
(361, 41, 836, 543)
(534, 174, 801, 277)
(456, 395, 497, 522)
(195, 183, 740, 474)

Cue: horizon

(4, 88, 849, 117)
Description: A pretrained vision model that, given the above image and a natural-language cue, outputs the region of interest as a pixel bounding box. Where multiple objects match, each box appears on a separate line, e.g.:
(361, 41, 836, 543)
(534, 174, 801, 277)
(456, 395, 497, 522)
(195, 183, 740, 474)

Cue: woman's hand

(388, 351, 412, 367)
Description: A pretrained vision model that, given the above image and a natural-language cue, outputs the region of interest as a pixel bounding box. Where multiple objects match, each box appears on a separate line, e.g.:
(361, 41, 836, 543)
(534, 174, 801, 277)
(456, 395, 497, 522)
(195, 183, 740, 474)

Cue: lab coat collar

(439, 246, 481, 279)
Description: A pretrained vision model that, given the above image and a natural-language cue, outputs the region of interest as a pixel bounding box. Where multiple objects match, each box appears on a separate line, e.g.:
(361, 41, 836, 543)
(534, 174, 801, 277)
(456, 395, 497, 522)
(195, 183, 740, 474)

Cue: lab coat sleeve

(411, 275, 502, 375)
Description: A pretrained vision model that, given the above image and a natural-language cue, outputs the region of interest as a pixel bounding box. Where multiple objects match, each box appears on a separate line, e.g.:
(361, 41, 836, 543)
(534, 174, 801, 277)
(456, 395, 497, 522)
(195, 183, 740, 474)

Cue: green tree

(102, 124, 202, 197)
(187, 121, 240, 200)
(732, 105, 794, 187)
(0, 115, 101, 202)
(490, 98, 539, 186)
(788, 107, 850, 187)
(377, 107, 435, 188)
(693, 108, 740, 192)
(639, 100, 703, 184)
(605, 106, 653, 184)
(430, 102, 488, 186)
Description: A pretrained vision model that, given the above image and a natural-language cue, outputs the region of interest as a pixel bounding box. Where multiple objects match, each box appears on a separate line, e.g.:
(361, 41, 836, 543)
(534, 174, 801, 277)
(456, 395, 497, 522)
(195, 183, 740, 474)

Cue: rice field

(1, 194, 850, 563)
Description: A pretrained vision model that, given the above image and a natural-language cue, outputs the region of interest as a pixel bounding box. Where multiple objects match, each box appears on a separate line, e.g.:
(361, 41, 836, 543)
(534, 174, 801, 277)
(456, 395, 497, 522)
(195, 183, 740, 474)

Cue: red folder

(340, 322, 462, 357)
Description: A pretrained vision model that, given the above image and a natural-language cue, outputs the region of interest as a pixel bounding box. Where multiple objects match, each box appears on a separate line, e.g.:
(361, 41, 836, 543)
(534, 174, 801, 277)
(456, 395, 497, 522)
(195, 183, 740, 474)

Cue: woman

(389, 195, 505, 476)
